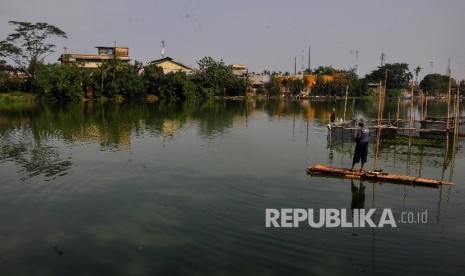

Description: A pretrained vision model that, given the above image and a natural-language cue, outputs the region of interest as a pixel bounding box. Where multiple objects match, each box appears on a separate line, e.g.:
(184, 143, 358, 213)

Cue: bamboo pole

(424, 92, 428, 120)
(408, 81, 414, 149)
(446, 68, 452, 128)
(442, 61, 452, 184)
(453, 85, 460, 140)
(420, 91, 424, 121)
(381, 69, 388, 119)
(374, 78, 384, 171)
(343, 85, 348, 122)
(451, 87, 460, 183)
(450, 87, 459, 183)
(445, 68, 452, 154)
(446, 69, 452, 131)
(376, 82, 380, 123)
(396, 96, 401, 122)
(373, 87, 382, 170)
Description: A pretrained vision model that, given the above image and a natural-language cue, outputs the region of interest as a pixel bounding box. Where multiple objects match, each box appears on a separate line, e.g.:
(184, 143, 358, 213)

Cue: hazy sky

(1, 0, 464, 80)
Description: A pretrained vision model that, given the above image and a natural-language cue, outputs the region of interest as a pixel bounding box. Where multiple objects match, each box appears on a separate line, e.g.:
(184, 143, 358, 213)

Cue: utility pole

(308, 45, 311, 72)
(161, 40, 165, 58)
(294, 56, 297, 75)
(301, 50, 304, 72)
(380, 52, 385, 66)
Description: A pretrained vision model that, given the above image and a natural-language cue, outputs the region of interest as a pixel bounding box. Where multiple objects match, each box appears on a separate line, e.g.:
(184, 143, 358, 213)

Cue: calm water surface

(0, 99, 464, 275)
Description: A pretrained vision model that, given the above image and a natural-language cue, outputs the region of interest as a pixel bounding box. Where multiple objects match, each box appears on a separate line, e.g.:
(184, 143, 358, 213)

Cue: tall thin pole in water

(445, 66, 452, 154)
(380, 69, 388, 121)
(343, 85, 348, 122)
(407, 81, 414, 172)
(453, 85, 460, 140)
(424, 93, 428, 120)
(441, 69, 452, 182)
(408, 81, 414, 149)
(374, 80, 383, 171)
(450, 85, 460, 182)
(446, 59, 451, 129)
(420, 91, 424, 120)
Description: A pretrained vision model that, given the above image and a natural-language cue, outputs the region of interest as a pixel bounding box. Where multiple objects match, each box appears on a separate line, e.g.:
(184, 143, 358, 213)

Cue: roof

(95, 46, 129, 49)
(0, 64, 16, 71)
(148, 57, 192, 70)
(248, 75, 270, 85)
(58, 53, 130, 61)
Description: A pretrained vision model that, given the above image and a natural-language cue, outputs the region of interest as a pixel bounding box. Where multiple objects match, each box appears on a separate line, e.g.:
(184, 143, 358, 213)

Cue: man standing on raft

(351, 118, 369, 172)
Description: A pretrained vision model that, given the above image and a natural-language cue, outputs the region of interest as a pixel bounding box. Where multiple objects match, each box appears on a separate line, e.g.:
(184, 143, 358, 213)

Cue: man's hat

(358, 118, 366, 124)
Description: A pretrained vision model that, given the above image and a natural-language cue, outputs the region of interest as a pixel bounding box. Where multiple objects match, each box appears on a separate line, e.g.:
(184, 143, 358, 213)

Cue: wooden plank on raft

(306, 164, 453, 187)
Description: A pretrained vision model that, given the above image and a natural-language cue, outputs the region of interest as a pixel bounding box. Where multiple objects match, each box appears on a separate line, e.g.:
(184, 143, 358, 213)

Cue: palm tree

(414, 66, 422, 84)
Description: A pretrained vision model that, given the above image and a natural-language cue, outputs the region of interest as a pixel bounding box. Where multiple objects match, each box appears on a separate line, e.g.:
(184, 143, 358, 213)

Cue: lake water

(0, 99, 464, 275)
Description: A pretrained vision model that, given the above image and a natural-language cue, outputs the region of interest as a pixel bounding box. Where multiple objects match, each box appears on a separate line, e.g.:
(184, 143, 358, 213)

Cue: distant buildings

(0, 64, 26, 77)
(58, 46, 130, 68)
(0, 64, 27, 88)
(147, 57, 193, 75)
(248, 75, 269, 90)
(231, 64, 248, 77)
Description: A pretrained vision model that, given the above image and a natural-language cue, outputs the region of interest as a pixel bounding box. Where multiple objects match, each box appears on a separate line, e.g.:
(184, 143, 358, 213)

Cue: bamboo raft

(307, 164, 453, 187)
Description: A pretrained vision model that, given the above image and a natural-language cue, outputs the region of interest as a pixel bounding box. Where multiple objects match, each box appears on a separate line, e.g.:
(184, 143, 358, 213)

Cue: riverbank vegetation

(2, 20, 464, 102)
(0, 92, 35, 104)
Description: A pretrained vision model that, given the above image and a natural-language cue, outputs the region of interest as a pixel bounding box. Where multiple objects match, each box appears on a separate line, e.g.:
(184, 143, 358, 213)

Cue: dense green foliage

(288, 78, 304, 96)
(311, 69, 369, 97)
(0, 70, 26, 92)
(264, 76, 281, 96)
(2, 20, 463, 101)
(32, 56, 245, 100)
(0, 21, 67, 92)
(365, 63, 413, 92)
(195, 57, 245, 97)
(0, 92, 35, 104)
(419, 73, 457, 96)
(35, 62, 85, 100)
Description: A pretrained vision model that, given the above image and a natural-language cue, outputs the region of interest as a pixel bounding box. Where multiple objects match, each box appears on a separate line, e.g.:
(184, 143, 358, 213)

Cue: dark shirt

(355, 126, 369, 143)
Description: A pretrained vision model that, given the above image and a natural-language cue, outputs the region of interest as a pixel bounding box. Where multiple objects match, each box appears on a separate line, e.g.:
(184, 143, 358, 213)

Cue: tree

(35, 62, 85, 100)
(194, 56, 245, 97)
(0, 21, 67, 92)
(117, 61, 145, 98)
(288, 79, 304, 96)
(160, 72, 198, 99)
(460, 80, 465, 96)
(333, 69, 359, 96)
(419, 73, 457, 96)
(312, 74, 338, 96)
(365, 63, 413, 90)
(141, 64, 165, 96)
(313, 66, 336, 75)
(87, 57, 127, 98)
(264, 76, 281, 96)
(414, 66, 422, 83)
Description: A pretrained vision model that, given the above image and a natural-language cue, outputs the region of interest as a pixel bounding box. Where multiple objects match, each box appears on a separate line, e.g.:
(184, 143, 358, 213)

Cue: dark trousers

(353, 142, 368, 164)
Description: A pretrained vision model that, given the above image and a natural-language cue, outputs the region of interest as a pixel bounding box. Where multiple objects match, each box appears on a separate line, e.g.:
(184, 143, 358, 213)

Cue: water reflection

(0, 99, 464, 275)
(0, 99, 462, 182)
(0, 127, 72, 181)
(350, 180, 366, 211)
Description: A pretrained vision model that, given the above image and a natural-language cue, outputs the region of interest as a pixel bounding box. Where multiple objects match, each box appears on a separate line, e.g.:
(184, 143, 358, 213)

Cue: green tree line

(32, 56, 247, 100)
(1, 20, 462, 100)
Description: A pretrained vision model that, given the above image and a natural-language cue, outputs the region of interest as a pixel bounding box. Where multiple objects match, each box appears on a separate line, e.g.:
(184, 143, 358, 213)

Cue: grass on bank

(0, 92, 36, 104)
